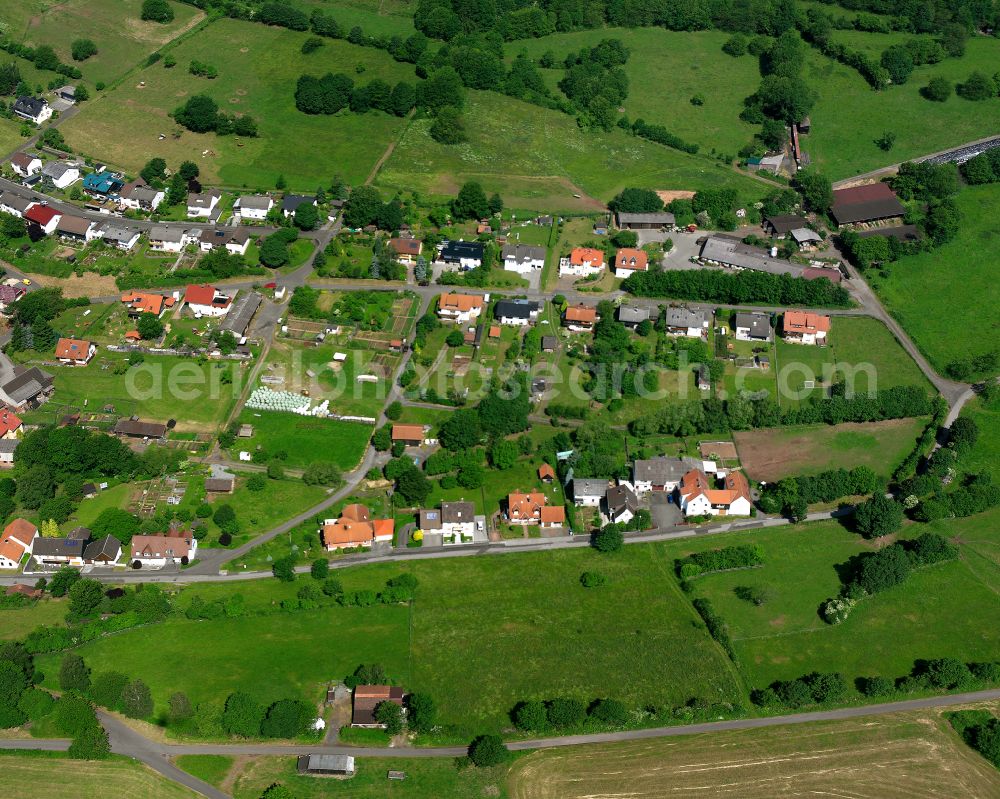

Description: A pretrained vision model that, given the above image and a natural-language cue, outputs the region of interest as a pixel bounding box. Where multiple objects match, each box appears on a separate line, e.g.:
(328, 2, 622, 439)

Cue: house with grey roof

(148, 225, 196, 253)
(56, 214, 95, 242)
(501, 244, 546, 275)
(615, 211, 675, 230)
(83, 535, 122, 566)
(699, 235, 808, 278)
(13, 96, 51, 125)
(0, 353, 54, 410)
(219, 291, 262, 338)
(0, 438, 20, 466)
(664, 306, 709, 338)
(120, 182, 165, 211)
(606, 484, 639, 525)
(32, 537, 85, 567)
(632, 456, 702, 494)
(616, 305, 650, 329)
(96, 222, 140, 251)
(734, 312, 772, 342)
(494, 299, 540, 326)
(0, 192, 33, 217)
(41, 161, 80, 190)
(419, 501, 476, 541)
(235, 194, 273, 220)
(572, 478, 611, 507)
(187, 190, 221, 218)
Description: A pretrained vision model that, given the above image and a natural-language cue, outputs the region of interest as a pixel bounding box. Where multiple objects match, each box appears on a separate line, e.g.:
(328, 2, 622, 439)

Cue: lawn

(258, 337, 396, 419)
(803, 37, 1000, 178)
(684, 512, 1000, 689)
(959, 393, 1000, 482)
(870, 183, 1000, 379)
(61, 17, 417, 189)
(16, 350, 240, 433)
(829, 316, 933, 395)
(508, 704, 1000, 799)
(733, 417, 928, 482)
(0, 751, 201, 799)
(231, 409, 372, 471)
(173, 755, 234, 789)
(0, 599, 66, 641)
(15, 0, 204, 87)
(0, 117, 27, 157)
(39, 542, 743, 737)
(376, 90, 767, 213)
(228, 755, 512, 799)
(511, 28, 762, 159)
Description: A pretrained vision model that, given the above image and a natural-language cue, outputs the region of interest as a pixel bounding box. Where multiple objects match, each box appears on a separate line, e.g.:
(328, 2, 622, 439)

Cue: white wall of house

(499, 315, 530, 326)
(151, 238, 184, 253)
(681, 493, 712, 516)
(226, 239, 250, 256)
(574, 494, 602, 507)
(188, 302, 230, 318)
(559, 260, 603, 277)
(49, 169, 80, 190)
(504, 256, 544, 274)
(187, 196, 218, 217)
(236, 199, 272, 220)
(12, 157, 42, 177)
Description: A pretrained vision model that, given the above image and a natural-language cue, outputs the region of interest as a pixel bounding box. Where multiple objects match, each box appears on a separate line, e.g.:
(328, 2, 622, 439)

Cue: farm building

(615, 211, 675, 230)
(830, 183, 905, 227)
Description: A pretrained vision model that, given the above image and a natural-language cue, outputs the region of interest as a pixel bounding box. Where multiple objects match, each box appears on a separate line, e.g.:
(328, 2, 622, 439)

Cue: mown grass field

(870, 183, 1000, 378)
(231, 410, 373, 471)
(684, 511, 1000, 689)
(511, 28, 761, 158)
(960, 393, 1000, 482)
(38, 543, 743, 737)
(16, 350, 240, 432)
(508, 705, 1000, 799)
(228, 754, 512, 799)
(803, 37, 1000, 177)
(733, 417, 927, 481)
(173, 755, 234, 789)
(13, 0, 204, 87)
(61, 17, 416, 188)
(0, 751, 201, 799)
(0, 599, 66, 641)
(376, 90, 767, 212)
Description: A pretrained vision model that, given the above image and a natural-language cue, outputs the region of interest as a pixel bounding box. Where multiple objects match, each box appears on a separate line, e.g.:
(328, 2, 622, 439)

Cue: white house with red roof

(613, 248, 649, 279)
(782, 311, 831, 345)
(24, 204, 61, 235)
(559, 247, 605, 278)
(55, 337, 96, 366)
(184, 284, 233, 317)
(0, 519, 38, 569)
(677, 469, 752, 517)
(0, 409, 22, 440)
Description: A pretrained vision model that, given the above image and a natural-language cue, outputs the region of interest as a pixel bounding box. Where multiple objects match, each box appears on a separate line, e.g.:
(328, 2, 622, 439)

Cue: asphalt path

(2, 688, 999, 799)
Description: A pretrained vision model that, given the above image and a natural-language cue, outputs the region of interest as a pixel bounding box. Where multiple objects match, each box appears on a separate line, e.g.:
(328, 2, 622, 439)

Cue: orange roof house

(120, 291, 176, 316)
(4, 519, 38, 548)
(54, 337, 95, 365)
(614, 248, 649, 275)
(569, 247, 605, 268)
(0, 519, 38, 568)
(0, 409, 22, 438)
(563, 304, 598, 329)
(321, 504, 395, 550)
(782, 311, 831, 344)
(389, 238, 422, 259)
(507, 492, 565, 526)
(437, 293, 484, 320)
(391, 424, 425, 445)
(538, 463, 556, 482)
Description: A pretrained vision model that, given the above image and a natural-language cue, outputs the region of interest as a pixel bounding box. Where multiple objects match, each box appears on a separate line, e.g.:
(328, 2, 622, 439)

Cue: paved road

(3, 687, 999, 799)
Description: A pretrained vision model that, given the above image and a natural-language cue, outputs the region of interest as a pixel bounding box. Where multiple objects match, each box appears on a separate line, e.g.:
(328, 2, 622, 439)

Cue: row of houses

(559, 247, 651, 279)
(0, 518, 199, 571)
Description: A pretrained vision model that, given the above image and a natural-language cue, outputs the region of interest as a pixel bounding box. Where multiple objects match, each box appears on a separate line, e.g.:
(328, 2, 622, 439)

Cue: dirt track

(508, 704, 1000, 799)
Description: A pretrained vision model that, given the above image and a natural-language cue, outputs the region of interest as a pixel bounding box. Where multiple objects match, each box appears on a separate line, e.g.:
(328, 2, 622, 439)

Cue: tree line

(623, 268, 851, 307)
(294, 73, 416, 117)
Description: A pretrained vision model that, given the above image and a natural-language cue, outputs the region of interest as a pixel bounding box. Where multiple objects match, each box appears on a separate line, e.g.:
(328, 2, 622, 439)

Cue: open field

(231, 410, 373, 471)
(733, 417, 928, 481)
(686, 511, 1000, 688)
(871, 183, 1000, 378)
(377, 90, 767, 212)
(0, 599, 66, 641)
(829, 316, 934, 395)
(511, 28, 760, 159)
(228, 754, 511, 799)
(803, 38, 1000, 178)
(508, 704, 1000, 799)
(61, 18, 416, 188)
(16, 350, 241, 432)
(14, 0, 204, 87)
(38, 543, 743, 737)
(173, 755, 233, 789)
(960, 394, 1000, 482)
(0, 751, 201, 799)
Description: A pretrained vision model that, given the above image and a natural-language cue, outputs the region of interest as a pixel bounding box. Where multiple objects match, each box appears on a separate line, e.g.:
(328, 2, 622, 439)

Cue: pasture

(376, 90, 767, 213)
(14, 0, 204, 87)
(0, 751, 201, 799)
(803, 37, 1000, 178)
(60, 18, 416, 188)
(685, 512, 1000, 689)
(511, 28, 761, 159)
(227, 754, 511, 799)
(38, 543, 744, 737)
(508, 705, 1000, 799)
(231, 410, 373, 471)
(733, 417, 928, 481)
(871, 183, 1000, 378)
(16, 351, 240, 432)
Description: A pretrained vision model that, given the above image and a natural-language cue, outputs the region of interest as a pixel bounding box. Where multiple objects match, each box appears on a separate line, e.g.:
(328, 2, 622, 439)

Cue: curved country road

(1, 689, 999, 798)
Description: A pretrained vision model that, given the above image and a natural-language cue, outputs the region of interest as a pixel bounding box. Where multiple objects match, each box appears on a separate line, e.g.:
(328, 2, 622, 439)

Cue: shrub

(589, 698, 628, 726)
(821, 596, 856, 625)
(121, 679, 153, 719)
(860, 675, 895, 697)
(580, 571, 606, 588)
(468, 734, 507, 767)
(546, 697, 586, 728)
(592, 525, 623, 553)
(513, 700, 548, 731)
(141, 0, 174, 23)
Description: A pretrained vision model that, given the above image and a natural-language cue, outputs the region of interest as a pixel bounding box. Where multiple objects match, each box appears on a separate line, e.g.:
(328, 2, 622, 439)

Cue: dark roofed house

(67, 526, 91, 541)
(439, 240, 484, 269)
(734, 312, 772, 342)
(0, 359, 55, 410)
(857, 224, 921, 244)
(298, 754, 355, 776)
(32, 537, 85, 566)
(606, 484, 639, 525)
(13, 96, 51, 124)
(219, 291, 262, 338)
(541, 335, 558, 352)
(830, 183, 905, 226)
(617, 305, 650, 329)
(615, 211, 675, 229)
(494, 299, 540, 326)
(763, 214, 804, 237)
(281, 194, 316, 217)
(6, 583, 43, 599)
(352, 685, 406, 727)
(83, 535, 122, 566)
(113, 418, 167, 440)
